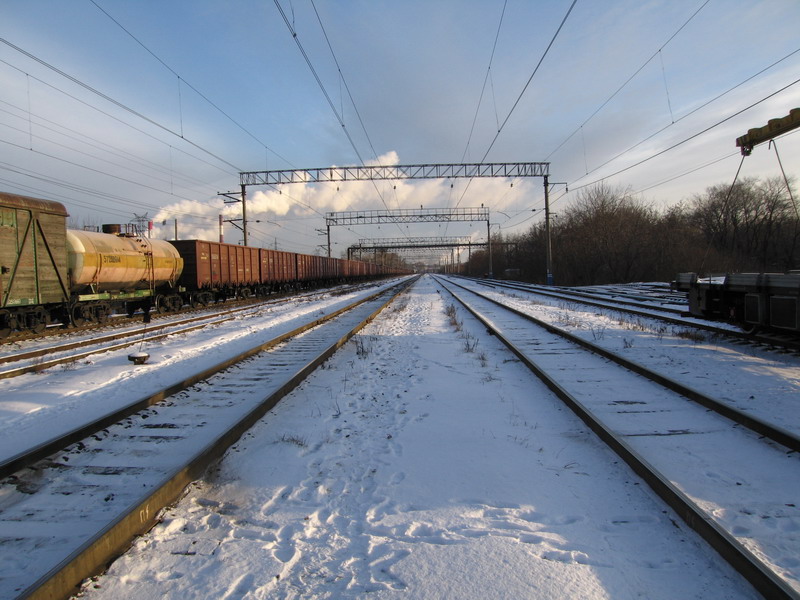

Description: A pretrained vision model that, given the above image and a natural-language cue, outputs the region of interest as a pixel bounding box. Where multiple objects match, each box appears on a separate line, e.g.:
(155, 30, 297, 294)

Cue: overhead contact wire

(568, 76, 800, 194)
(478, 0, 578, 164)
(452, 0, 576, 217)
(0, 37, 244, 173)
(272, 0, 365, 166)
(564, 46, 800, 193)
(545, 0, 711, 161)
(459, 0, 508, 165)
(90, 0, 293, 167)
(308, 0, 397, 223)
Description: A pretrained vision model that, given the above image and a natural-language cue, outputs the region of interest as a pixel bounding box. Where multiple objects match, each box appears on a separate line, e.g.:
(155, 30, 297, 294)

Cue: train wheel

(95, 303, 111, 324)
(28, 308, 47, 334)
(740, 322, 760, 334)
(70, 305, 87, 327)
(154, 294, 169, 314)
(0, 309, 14, 339)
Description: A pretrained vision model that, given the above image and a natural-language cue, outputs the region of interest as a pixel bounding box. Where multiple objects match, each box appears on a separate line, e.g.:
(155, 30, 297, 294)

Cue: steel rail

(0, 291, 266, 345)
(0, 279, 414, 480)
(16, 276, 416, 600)
(0, 315, 244, 380)
(443, 276, 800, 452)
(436, 275, 799, 600)
(0, 299, 274, 367)
(482, 279, 800, 350)
(474, 277, 800, 352)
(466, 276, 785, 347)
(472, 276, 688, 314)
(0, 279, 377, 346)
(0, 282, 390, 377)
(473, 277, 687, 315)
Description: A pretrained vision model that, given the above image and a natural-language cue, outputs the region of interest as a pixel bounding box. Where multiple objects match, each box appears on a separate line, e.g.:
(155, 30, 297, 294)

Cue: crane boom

(736, 108, 800, 155)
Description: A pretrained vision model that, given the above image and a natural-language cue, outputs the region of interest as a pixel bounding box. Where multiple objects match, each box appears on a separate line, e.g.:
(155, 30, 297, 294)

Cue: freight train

(674, 272, 800, 333)
(0, 192, 409, 337)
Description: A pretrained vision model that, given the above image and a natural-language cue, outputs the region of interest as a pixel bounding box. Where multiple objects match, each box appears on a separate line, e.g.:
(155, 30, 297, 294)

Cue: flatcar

(674, 272, 800, 333)
(0, 191, 410, 337)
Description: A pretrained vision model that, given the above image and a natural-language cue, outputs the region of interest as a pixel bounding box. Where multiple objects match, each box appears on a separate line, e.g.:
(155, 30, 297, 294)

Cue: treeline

(464, 177, 799, 285)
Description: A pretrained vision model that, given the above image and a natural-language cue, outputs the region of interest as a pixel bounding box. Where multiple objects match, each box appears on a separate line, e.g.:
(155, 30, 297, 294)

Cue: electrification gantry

(326, 207, 488, 226)
(347, 236, 489, 274)
(226, 161, 553, 279)
(240, 162, 548, 186)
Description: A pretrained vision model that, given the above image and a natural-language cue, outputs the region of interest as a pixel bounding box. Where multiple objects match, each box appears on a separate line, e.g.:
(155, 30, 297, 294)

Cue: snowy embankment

(465, 278, 800, 434)
(0, 282, 401, 463)
(76, 275, 757, 599)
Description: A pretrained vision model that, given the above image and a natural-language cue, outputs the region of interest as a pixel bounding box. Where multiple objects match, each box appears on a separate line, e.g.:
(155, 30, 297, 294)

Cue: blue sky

(2, 0, 799, 259)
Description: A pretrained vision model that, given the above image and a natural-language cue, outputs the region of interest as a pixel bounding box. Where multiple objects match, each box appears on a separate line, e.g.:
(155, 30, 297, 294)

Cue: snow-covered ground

(0, 281, 402, 462)
(463, 278, 800, 435)
(68, 275, 774, 599)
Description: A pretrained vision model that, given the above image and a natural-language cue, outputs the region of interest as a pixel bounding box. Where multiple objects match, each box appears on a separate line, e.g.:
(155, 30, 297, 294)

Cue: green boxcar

(0, 192, 70, 316)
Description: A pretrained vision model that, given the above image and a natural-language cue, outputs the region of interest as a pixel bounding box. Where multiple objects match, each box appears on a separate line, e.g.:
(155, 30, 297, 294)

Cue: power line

(568, 75, 800, 193)
(450, 0, 576, 219)
(505, 111, 800, 225)
(527, 48, 800, 215)
(478, 0, 578, 163)
(460, 0, 508, 165)
(572, 47, 800, 185)
(0, 37, 244, 173)
(309, 0, 379, 165)
(0, 137, 208, 202)
(89, 0, 295, 169)
(306, 0, 398, 218)
(0, 117, 215, 200)
(633, 126, 800, 196)
(0, 47, 249, 225)
(0, 163, 214, 221)
(545, 0, 711, 161)
(0, 58, 238, 182)
(0, 97, 215, 194)
(633, 152, 737, 195)
(272, 0, 365, 166)
(0, 31, 350, 249)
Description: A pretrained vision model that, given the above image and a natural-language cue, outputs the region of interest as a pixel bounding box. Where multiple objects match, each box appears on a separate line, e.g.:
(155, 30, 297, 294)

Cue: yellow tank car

(67, 230, 183, 294)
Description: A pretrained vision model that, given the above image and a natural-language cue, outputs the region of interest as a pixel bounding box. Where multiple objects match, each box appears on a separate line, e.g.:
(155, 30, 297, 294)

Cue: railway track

(470, 277, 688, 314)
(0, 293, 259, 345)
(567, 280, 688, 306)
(435, 275, 800, 599)
(0, 277, 414, 600)
(0, 282, 382, 380)
(467, 276, 800, 352)
(0, 280, 380, 348)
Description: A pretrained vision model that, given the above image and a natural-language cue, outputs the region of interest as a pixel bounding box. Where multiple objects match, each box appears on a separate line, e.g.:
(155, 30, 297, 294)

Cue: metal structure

(349, 236, 480, 250)
(240, 162, 549, 186)
(345, 236, 511, 276)
(235, 161, 552, 280)
(219, 187, 248, 245)
(327, 207, 488, 226)
(736, 108, 800, 155)
(328, 207, 491, 273)
(347, 236, 486, 258)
